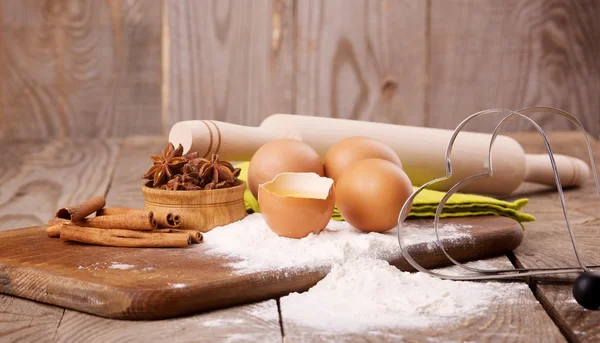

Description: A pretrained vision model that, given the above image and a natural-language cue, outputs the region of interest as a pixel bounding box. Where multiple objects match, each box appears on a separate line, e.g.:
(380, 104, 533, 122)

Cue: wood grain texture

(536, 284, 600, 343)
(0, 0, 162, 138)
(295, 0, 426, 126)
(49, 136, 282, 341)
(281, 257, 566, 343)
(507, 132, 600, 279)
(0, 137, 120, 341)
(0, 294, 64, 343)
(142, 179, 247, 232)
(103, 136, 165, 208)
(164, 0, 295, 130)
(0, 134, 522, 329)
(506, 132, 600, 340)
(428, 0, 600, 137)
(54, 300, 281, 343)
(0, 215, 522, 320)
(0, 138, 121, 231)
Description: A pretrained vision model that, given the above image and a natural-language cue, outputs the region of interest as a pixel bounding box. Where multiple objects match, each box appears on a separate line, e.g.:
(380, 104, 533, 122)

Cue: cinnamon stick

(47, 217, 197, 242)
(154, 212, 181, 228)
(60, 225, 191, 248)
(95, 207, 134, 216)
(56, 196, 106, 222)
(48, 218, 68, 226)
(97, 208, 179, 229)
(153, 228, 203, 243)
(46, 218, 68, 237)
(166, 213, 181, 227)
(80, 212, 157, 231)
(46, 212, 156, 236)
(46, 224, 63, 238)
(49, 213, 156, 231)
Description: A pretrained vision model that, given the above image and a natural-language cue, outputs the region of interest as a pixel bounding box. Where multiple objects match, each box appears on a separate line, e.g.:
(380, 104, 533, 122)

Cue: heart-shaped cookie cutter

(396, 106, 600, 309)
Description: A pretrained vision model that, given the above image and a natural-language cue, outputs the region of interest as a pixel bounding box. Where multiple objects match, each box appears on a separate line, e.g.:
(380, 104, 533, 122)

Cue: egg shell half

(335, 158, 413, 233)
(324, 136, 403, 183)
(248, 139, 325, 199)
(258, 172, 335, 239)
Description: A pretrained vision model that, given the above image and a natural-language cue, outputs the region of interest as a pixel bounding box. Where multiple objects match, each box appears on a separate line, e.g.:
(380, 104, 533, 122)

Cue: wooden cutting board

(0, 216, 522, 320)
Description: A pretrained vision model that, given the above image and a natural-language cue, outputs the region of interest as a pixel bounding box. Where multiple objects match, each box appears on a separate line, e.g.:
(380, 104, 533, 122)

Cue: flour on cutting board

(280, 257, 529, 332)
(77, 261, 137, 271)
(109, 262, 135, 270)
(203, 213, 472, 274)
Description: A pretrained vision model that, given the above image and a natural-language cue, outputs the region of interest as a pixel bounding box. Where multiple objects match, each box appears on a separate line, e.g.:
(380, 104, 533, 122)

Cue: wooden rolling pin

(168, 114, 590, 195)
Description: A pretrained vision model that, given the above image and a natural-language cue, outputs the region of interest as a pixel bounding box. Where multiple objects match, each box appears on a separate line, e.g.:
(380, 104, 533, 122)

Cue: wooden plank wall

(164, 0, 295, 129)
(0, 0, 162, 138)
(1, 0, 599, 138)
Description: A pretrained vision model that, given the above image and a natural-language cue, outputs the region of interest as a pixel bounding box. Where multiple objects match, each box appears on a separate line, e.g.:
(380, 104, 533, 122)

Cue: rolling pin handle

(525, 154, 591, 188)
(168, 120, 280, 161)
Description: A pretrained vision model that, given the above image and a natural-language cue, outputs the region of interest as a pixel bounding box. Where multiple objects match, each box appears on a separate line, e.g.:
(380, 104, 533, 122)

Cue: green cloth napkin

(235, 162, 535, 226)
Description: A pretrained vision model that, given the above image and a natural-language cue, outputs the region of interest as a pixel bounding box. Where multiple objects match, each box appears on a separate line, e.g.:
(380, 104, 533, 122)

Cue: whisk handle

(525, 154, 590, 187)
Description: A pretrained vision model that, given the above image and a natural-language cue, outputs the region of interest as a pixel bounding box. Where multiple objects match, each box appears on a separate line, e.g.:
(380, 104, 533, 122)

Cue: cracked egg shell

(258, 172, 335, 239)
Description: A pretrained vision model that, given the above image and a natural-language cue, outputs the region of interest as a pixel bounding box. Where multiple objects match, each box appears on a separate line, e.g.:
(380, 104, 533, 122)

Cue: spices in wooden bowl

(141, 143, 247, 232)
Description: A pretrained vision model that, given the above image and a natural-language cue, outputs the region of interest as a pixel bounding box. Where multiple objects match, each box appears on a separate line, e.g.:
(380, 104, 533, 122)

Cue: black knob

(572, 272, 600, 310)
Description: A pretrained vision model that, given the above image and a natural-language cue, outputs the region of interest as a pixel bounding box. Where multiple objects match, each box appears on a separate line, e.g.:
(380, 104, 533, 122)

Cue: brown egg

(335, 159, 413, 233)
(324, 136, 402, 183)
(258, 173, 335, 239)
(248, 139, 324, 199)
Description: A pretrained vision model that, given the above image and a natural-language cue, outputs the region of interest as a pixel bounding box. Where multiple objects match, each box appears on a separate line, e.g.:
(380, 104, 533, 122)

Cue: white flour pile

(280, 257, 528, 332)
(202, 213, 523, 332)
(203, 213, 472, 273)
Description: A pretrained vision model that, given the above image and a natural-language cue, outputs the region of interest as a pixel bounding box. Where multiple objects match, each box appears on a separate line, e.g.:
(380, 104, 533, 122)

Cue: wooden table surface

(1, 131, 599, 343)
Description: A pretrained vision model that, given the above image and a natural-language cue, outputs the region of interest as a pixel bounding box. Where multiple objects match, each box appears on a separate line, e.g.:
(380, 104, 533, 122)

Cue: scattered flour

(438, 258, 513, 276)
(109, 262, 135, 270)
(280, 257, 528, 332)
(203, 213, 471, 274)
(193, 301, 279, 329)
(243, 300, 279, 322)
(77, 262, 138, 271)
(566, 297, 579, 304)
(169, 283, 186, 288)
(202, 318, 246, 327)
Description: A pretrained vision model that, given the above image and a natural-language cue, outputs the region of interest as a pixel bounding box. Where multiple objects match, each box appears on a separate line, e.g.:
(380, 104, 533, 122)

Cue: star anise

(162, 173, 204, 191)
(183, 151, 200, 160)
(143, 143, 187, 187)
(204, 180, 233, 190)
(187, 153, 241, 186)
(144, 144, 241, 190)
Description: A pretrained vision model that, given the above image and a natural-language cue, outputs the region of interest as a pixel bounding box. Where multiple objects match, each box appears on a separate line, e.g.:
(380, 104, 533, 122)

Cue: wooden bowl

(141, 180, 247, 232)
